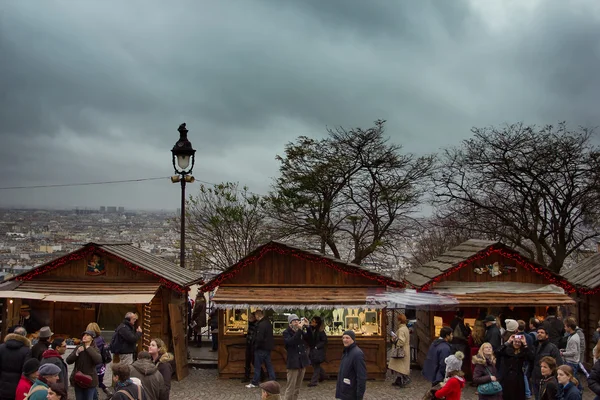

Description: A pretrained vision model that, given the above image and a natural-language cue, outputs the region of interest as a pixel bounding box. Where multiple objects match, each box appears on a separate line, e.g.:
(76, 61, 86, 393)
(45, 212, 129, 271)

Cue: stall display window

(223, 307, 382, 336)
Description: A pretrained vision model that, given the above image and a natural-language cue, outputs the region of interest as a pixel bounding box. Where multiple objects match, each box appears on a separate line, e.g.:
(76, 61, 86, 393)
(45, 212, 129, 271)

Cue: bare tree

(433, 122, 600, 273)
(266, 120, 435, 265)
(185, 182, 271, 273)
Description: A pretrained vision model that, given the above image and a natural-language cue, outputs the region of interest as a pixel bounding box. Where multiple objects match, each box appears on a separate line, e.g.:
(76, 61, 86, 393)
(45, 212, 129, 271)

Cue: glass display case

(222, 307, 382, 336)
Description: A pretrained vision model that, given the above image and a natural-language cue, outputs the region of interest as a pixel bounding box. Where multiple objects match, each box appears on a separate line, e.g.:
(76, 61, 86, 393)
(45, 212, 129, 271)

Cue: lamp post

(171, 123, 196, 270)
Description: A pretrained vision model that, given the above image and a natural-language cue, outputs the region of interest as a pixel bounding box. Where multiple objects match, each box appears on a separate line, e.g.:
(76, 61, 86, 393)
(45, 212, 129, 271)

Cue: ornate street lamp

(171, 123, 196, 270)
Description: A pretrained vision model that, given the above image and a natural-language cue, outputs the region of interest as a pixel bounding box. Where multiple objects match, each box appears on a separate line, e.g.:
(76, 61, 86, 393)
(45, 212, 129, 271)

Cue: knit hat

(342, 330, 356, 341)
(259, 380, 281, 394)
(484, 315, 496, 323)
(445, 351, 465, 374)
(23, 358, 40, 376)
(287, 314, 300, 324)
(38, 363, 61, 377)
(38, 326, 53, 339)
(505, 319, 518, 332)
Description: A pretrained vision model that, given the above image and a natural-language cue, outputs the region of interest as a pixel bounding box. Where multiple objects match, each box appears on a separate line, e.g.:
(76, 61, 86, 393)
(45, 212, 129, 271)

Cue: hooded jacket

(130, 359, 167, 400)
(0, 333, 32, 399)
(434, 375, 465, 400)
(40, 348, 68, 393)
(422, 338, 453, 384)
(154, 352, 174, 399)
(575, 327, 585, 363)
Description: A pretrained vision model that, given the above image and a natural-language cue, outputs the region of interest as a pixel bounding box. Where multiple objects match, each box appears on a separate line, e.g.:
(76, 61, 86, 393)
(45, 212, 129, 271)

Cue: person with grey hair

(110, 312, 142, 365)
(0, 326, 31, 400)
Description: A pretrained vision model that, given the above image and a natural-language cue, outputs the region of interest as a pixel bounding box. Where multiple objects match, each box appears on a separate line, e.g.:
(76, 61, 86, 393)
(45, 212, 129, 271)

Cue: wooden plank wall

(415, 309, 431, 366)
(36, 257, 159, 282)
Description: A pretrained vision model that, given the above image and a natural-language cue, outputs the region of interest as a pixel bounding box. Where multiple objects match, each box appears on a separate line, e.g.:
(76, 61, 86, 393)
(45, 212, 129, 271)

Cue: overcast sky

(1, 0, 599, 210)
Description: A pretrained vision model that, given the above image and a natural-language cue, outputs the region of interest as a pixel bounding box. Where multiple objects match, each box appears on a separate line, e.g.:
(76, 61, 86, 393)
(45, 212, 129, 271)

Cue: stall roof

(4, 242, 202, 289)
(198, 241, 406, 292)
(560, 253, 600, 293)
(404, 239, 575, 293)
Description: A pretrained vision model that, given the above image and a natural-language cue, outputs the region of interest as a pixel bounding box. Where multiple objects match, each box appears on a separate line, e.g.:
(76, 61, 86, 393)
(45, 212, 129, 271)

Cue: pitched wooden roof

(405, 239, 575, 293)
(7, 242, 202, 290)
(561, 253, 600, 292)
(198, 240, 405, 292)
(405, 239, 497, 288)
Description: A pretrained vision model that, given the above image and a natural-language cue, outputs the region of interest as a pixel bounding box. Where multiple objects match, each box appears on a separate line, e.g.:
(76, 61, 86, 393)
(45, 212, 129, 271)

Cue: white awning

(43, 294, 156, 304)
(0, 291, 46, 300)
(366, 288, 459, 309)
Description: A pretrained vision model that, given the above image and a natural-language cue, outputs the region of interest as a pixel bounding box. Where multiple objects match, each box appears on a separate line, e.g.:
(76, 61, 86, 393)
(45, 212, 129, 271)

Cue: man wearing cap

(15, 358, 39, 400)
(246, 310, 276, 389)
(335, 330, 366, 400)
(27, 363, 61, 400)
(484, 315, 502, 351)
(19, 305, 42, 335)
(0, 326, 31, 400)
(32, 327, 53, 361)
(260, 380, 281, 399)
(282, 314, 310, 400)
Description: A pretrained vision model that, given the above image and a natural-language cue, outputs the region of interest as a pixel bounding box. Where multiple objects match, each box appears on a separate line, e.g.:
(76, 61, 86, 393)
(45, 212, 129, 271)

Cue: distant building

(100, 206, 106, 212)
(118, 206, 125, 212)
(107, 206, 117, 213)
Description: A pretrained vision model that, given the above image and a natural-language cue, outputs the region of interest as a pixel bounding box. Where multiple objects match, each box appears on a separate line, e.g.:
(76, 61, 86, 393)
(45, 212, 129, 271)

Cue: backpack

(109, 326, 122, 354)
(101, 343, 112, 364)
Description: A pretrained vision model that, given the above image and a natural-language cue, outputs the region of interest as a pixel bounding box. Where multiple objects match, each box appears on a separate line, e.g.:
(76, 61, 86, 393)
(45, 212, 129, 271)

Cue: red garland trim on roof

(16, 245, 187, 293)
(578, 287, 600, 295)
(418, 245, 576, 294)
(201, 243, 404, 293)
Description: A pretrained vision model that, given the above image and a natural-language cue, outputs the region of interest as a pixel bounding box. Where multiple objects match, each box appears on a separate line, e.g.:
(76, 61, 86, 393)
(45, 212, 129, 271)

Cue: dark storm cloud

(0, 0, 599, 209)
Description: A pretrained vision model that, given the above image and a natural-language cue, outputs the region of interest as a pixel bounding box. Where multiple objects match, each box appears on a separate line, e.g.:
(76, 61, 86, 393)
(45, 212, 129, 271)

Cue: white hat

(505, 319, 518, 332)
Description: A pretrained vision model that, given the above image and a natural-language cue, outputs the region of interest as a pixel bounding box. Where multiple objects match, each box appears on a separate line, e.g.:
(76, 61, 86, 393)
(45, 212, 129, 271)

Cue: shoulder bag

(477, 367, 502, 395)
(117, 384, 142, 400)
(390, 342, 405, 359)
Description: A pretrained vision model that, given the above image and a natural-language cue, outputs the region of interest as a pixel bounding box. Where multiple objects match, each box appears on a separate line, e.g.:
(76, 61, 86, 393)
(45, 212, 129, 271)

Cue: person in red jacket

(434, 352, 466, 400)
(15, 358, 40, 400)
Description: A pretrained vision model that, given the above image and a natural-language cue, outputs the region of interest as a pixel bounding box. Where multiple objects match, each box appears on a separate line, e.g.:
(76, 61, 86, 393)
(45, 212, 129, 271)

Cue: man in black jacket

(541, 307, 565, 347)
(588, 358, 600, 398)
(282, 314, 310, 400)
(246, 309, 276, 389)
(0, 326, 32, 400)
(530, 326, 562, 400)
(335, 330, 366, 400)
(111, 312, 142, 365)
(483, 315, 502, 351)
(242, 312, 264, 383)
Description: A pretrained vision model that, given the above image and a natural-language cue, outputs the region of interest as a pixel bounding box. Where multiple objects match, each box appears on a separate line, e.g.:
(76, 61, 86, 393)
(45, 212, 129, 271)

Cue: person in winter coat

(587, 358, 600, 400)
(0, 326, 32, 400)
(27, 363, 61, 400)
(190, 294, 207, 347)
(541, 307, 565, 347)
(306, 316, 327, 387)
(148, 338, 174, 399)
(556, 364, 582, 400)
(472, 342, 502, 400)
(112, 312, 143, 366)
(422, 326, 453, 386)
(483, 315, 502, 351)
(86, 322, 111, 400)
(259, 380, 281, 400)
(243, 312, 266, 383)
(66, 330, 102, 400)
(531, 326, 563, 398)
(14, 358, 39, 400)
(282, 314, 310, 400)
(111, 363, 147, 400)
(335, 331, 366, 400)
(538, 356, 559, 400)
(130, 351, 167, 400)
(40, 338, 68, 394)
(247, 310, 276, 388)
(433, 353, 465, 400)
(389, 313, 411, 388)
(31, 327, 53, 361)
(575, 325, 586, 364)
(495, 334, 532, 400)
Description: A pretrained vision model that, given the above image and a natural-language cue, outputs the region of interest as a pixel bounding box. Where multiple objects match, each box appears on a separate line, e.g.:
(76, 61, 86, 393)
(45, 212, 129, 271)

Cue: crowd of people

(418, 307, 600, 400)
(0, 309, 175, 400)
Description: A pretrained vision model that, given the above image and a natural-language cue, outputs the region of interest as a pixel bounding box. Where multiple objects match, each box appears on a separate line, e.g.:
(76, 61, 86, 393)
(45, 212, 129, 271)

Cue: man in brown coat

(130, 352, 167, 400)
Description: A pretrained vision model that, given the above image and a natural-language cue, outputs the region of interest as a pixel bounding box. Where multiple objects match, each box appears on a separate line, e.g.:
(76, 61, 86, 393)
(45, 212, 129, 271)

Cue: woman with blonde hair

(472, 342, 502, 400)
(148, 337, 174, 399)
(389, 313, 411, 388)
(556, 364, 582, 399)
(86, 322, 111, 399)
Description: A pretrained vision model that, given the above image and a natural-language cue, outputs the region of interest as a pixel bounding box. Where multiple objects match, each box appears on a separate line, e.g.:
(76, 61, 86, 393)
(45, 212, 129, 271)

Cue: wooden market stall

(560, 249, 600, 365)
(0, 242, 201, 380)
(405, 239, 576, 368)
(193, 241, 406, 380)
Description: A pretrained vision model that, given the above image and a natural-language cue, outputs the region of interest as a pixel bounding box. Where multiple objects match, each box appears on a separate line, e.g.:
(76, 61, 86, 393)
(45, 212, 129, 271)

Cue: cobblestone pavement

(169, 368, 596, 400)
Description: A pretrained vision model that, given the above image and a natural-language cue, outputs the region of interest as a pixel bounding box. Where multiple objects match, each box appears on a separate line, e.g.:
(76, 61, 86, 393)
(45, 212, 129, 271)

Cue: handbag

(74, 371, 93, 388)
(477, 367, 502, 395)
(390, 343, 405, 359)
